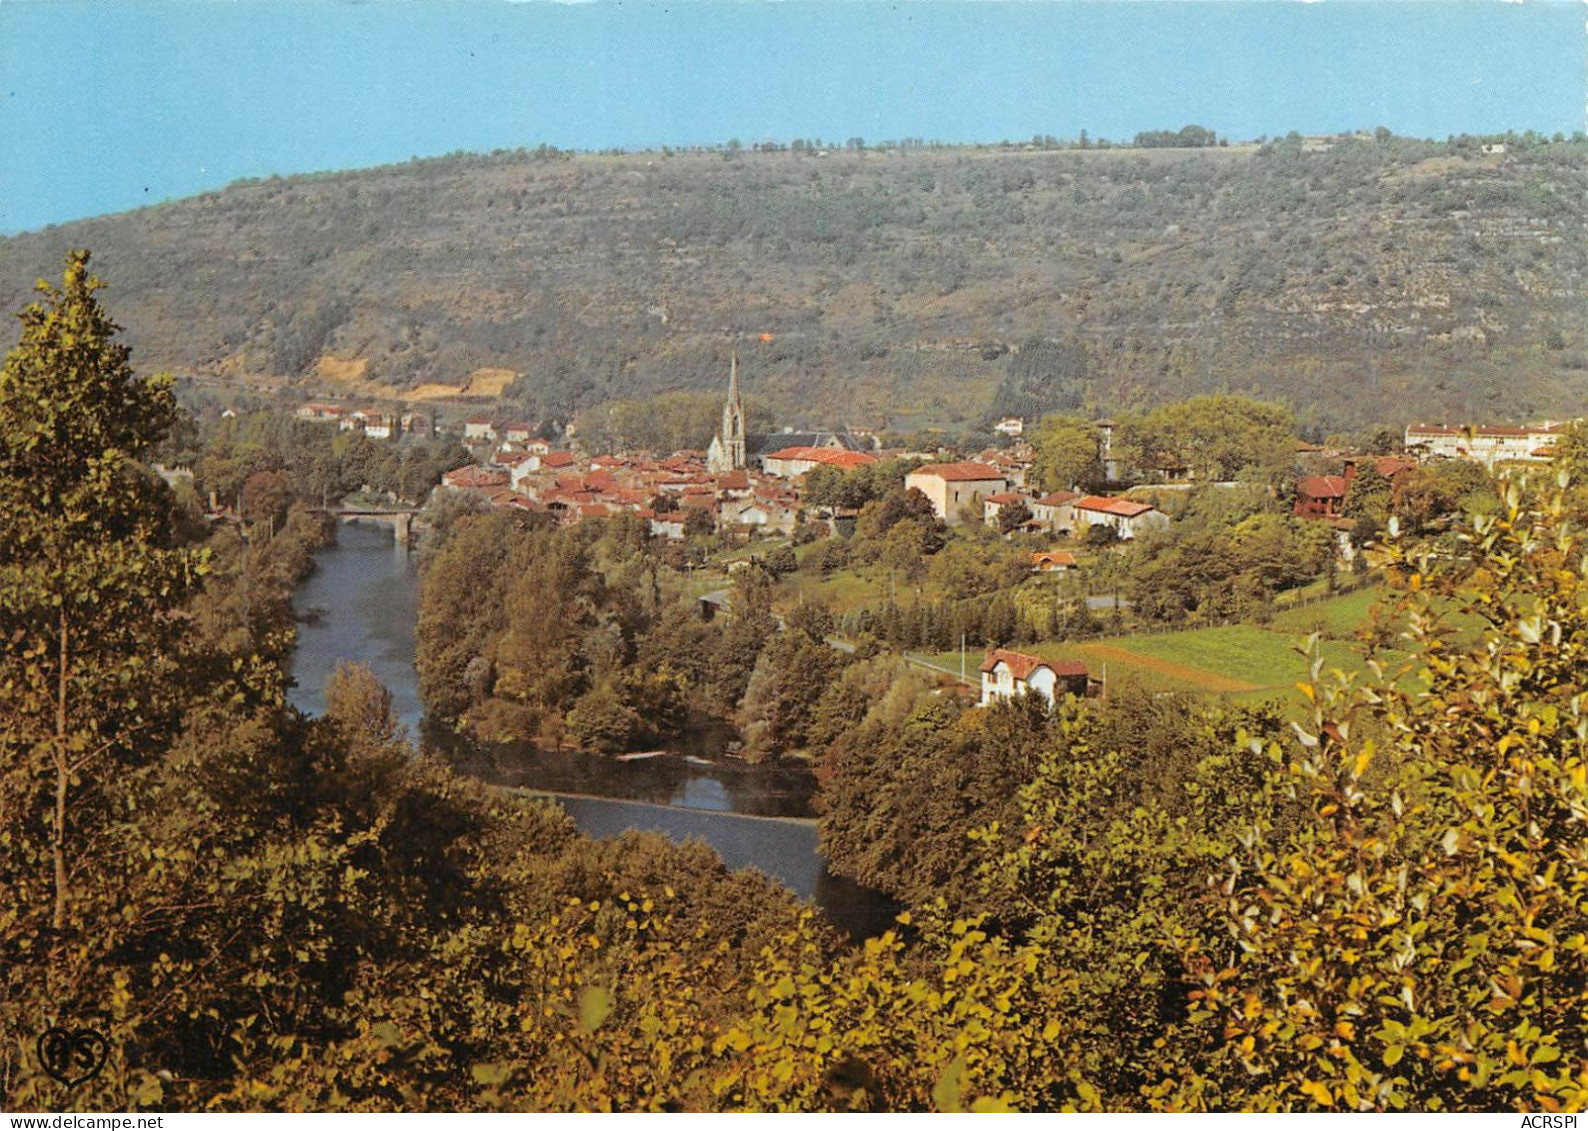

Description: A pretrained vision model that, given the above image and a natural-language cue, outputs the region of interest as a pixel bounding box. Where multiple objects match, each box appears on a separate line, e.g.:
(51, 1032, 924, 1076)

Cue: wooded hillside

(2, 136, 1583, 434)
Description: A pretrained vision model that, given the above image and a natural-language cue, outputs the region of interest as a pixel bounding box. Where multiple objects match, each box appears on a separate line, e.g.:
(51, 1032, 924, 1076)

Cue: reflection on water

(288, 520, 898, 936)
(444, 739, 819, 819)
(443, 739, 900, 937)
(548, 794, 898, 939)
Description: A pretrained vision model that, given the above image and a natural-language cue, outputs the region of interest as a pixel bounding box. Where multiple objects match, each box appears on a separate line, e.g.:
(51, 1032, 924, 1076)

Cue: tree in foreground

(0, 251, 204, 934)
(1166, 477, 1588, 1110)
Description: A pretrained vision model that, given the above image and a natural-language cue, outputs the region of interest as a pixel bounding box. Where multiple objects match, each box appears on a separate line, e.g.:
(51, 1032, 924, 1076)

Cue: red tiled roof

(1032, 551, 1077, 568)
(910, 461, 1004, 482)
(1073, 495, 1155, 518)
(979, 648, 1089, 681)
(1296, 475, 1349, 500)
(761, 446, 878, 469)
(443, 466, 510, 490)
(1374, 456, 1418, 479)
(985, 492, 1024, 505)
(1036, 491, 1080, 506)
(716, 469, 751, 489)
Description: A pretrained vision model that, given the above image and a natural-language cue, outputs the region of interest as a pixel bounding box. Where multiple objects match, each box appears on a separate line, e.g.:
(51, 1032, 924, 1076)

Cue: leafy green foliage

(1029, 413, 1104, 493)
(0, 251, 206, 933)
(7, 256, 1588, 1113)
(1120, 395, 1296, 484)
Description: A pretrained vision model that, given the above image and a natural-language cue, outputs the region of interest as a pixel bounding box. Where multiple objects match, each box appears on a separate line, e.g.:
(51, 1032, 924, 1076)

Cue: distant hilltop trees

(1133, 124, 1219, 149)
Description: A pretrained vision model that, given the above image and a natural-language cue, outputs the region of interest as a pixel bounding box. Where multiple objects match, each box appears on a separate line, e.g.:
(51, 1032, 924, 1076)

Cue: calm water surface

(289, 520, 425, 731)
(288, 520, 896, 935)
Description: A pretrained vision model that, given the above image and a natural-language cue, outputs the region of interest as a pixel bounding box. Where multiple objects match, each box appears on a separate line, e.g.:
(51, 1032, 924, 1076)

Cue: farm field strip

(908, 587, 1409, 701)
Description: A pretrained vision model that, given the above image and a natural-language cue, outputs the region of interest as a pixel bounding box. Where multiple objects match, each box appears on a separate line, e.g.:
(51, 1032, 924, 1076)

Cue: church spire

(708, 346, 748, 473)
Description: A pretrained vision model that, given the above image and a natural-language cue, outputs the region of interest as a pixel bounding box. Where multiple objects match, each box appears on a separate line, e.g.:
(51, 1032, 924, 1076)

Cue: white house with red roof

(981, 491, 1030, 527)
(721, 495, 798, 535)
(905, 462, 1007, 525)
(979, 648, 1090, 707)
(295, 403, 346, 424)
(1071, 496, 1169, 540)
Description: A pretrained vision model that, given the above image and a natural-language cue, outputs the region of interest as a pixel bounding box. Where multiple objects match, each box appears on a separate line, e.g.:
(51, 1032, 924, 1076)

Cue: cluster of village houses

(295, 402, 436, 440)
(295, 371, 1577, 712)
(425, 425, 1177, 547)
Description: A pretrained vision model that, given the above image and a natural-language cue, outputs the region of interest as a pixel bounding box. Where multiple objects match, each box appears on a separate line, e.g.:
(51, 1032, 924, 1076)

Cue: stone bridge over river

(313, 507, 422, 543)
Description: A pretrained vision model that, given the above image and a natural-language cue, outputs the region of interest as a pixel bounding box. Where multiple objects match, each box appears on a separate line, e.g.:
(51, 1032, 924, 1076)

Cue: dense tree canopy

(6, 255, 1586, 1114)
(1029, 413, 1103, 493)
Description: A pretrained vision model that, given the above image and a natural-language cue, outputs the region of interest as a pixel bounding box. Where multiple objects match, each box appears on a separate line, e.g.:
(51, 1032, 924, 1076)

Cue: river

(287, 520, 897, 937)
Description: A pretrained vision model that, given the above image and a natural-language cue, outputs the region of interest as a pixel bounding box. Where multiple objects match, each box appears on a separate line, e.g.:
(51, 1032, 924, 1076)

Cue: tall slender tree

(0, 250, 204, 935)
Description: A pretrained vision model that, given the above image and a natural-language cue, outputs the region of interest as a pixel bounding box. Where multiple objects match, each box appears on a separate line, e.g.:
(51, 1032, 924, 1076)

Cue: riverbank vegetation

(414, 390, 1495, 761)
(8, 255, 1587, 1113)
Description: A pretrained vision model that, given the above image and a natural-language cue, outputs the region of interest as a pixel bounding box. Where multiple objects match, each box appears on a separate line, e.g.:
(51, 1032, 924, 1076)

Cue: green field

(909, 587, 1414, 708)
(1270, 585, 1387, 637)
(785, 569, 891, 615)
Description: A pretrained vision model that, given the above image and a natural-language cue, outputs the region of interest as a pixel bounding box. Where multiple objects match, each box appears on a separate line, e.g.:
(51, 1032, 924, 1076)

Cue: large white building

(1404, 422, 1572, 466)
(904, 462, 1007, 525)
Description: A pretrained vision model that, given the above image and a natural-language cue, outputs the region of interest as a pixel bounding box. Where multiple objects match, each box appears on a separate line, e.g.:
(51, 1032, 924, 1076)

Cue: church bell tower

(708, 349, 747, 472)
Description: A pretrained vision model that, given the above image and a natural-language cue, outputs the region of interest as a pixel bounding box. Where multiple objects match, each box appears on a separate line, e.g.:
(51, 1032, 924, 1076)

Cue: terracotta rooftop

(761, 446, 878, 469)
(979, 648, 1089, 681)
(910, 461, 1004, 482)
(1032, 550, 1077, 568)
(443, 466, 510, 490)
(1296, 475, 1349, 499)
(1374, 456, 1418, 478)
(1073, 495, 1155, 518)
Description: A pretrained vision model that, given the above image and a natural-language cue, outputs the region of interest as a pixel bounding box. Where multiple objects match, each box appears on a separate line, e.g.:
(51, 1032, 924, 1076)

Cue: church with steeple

(706, 350, 747, 473)
(706, 347, 876, 472)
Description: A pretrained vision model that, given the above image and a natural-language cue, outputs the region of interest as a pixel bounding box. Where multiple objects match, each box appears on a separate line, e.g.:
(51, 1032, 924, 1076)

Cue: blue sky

(2, 1, 1582, 234)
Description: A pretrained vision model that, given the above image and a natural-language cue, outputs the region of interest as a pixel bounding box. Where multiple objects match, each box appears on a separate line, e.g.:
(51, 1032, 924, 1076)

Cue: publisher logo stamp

(37, 1025, 109, 1088)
